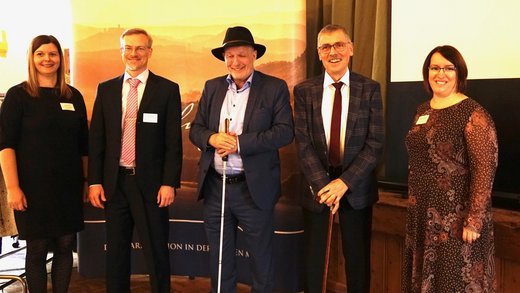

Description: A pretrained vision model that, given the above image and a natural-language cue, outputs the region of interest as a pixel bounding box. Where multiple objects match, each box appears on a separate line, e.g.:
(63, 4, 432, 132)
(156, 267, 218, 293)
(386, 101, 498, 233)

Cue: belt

(119, 166, 136, 176)
(210, 168, 246, 184)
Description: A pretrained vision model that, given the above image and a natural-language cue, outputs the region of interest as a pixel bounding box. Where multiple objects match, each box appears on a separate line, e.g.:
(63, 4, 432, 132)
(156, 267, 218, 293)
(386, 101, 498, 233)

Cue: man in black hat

(189, 26, 294, 292)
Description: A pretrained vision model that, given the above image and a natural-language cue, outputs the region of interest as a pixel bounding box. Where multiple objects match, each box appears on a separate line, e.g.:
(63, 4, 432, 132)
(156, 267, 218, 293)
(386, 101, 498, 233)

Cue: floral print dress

(402, 98, 498, 292)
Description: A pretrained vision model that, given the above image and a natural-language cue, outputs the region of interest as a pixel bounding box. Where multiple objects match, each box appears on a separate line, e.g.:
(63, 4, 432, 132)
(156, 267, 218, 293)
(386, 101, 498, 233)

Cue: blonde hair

(120, 28, 153, 48)
(23, 35, 72, 98)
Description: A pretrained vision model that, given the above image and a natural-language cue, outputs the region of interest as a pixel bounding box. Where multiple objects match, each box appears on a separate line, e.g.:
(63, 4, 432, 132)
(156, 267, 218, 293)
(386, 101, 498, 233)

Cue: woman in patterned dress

(402, 45, 498, 292)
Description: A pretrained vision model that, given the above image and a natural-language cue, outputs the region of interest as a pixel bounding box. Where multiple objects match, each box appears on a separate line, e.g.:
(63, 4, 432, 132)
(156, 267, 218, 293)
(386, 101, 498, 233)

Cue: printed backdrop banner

(70, 0, 307, 291)
(79, 187, 305, 291)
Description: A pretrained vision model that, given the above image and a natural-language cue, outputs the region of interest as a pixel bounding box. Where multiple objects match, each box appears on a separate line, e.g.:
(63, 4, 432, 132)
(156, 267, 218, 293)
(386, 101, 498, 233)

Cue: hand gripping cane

(217, 118, 230, 293)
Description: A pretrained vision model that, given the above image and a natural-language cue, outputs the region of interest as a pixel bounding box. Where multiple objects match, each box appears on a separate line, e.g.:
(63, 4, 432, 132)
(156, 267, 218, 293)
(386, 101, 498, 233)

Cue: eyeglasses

(122, 46, 150, 54)
(318, 42, 350, 53)
(428, 65, 456, 74)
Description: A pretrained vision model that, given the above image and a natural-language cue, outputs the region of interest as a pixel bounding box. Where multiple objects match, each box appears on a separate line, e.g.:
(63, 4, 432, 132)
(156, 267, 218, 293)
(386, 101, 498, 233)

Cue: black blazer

(293, 72, 384, 212)
(189, 71, 294, 211)
(88, 71, 182, 200)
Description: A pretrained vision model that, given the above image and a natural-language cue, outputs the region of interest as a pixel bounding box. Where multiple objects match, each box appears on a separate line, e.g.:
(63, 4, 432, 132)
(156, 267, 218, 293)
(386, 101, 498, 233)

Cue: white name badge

(143, 113, 158, 123)
(60, 103, 75, 111)
(416, 115, 429, 125)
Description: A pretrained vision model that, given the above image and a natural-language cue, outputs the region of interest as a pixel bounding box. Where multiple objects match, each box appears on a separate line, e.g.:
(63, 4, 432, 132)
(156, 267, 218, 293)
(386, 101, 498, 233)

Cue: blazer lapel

(138, 71, 156, 114)
(242, 71, 262, 131)
(111, 75, 124, 137)
(345, 76, 361, 145)
(311, 75, 328, 156)
(209, 77, 229, 131)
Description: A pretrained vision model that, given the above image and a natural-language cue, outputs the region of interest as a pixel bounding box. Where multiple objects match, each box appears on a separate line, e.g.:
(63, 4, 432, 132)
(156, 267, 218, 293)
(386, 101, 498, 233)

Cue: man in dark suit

(88, 28, 182, 293)
(189, 26, 293, 292)
(294, 24, 384, 293)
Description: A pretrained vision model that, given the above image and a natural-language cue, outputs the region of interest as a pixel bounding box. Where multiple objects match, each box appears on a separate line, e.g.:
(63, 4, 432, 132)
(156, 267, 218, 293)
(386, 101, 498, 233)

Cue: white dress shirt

(119, 69, 149, 167)
(213, 73, 253, 175)
(321, 70, 350, 162)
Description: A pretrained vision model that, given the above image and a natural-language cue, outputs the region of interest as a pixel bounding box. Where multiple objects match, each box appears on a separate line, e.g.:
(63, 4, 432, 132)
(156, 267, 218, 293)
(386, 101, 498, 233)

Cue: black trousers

(303, 200, 373, 293)
(104, 173, 170, 293)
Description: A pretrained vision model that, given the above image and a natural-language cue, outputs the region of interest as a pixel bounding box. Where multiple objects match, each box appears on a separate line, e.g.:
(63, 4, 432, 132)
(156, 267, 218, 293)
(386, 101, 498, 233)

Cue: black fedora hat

(211, 26, 266, 61)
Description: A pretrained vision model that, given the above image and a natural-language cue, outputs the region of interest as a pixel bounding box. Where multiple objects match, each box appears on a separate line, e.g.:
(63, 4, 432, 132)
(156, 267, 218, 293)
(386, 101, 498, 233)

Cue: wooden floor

(0, 237, 251, 293)
(2, 272, 252, 292)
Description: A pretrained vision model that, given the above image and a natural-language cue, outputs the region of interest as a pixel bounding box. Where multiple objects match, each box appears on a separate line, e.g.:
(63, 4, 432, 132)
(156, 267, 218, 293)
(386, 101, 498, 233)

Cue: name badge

(143, 113, 158, 123)
(60, 103, 75, 111)
(416, 115, 429, 125)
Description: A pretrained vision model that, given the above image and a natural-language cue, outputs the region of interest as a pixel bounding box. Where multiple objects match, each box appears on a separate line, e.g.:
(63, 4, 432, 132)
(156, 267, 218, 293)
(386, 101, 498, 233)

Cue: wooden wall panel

(497, 258, 520, 292)
(384, 234, 404, 292)
(326, 192, 520, 293)
(370, 232, 386, 293)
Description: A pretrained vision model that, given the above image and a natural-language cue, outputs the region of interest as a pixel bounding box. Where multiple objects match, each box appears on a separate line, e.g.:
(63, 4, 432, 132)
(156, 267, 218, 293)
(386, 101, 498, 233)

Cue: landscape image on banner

(70, 0, 306, 191)
(1, 1, 308, 288)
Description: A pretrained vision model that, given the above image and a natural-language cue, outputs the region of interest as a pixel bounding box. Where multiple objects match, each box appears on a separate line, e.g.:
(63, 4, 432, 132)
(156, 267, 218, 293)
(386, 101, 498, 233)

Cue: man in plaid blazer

(293, 24, 384, 293)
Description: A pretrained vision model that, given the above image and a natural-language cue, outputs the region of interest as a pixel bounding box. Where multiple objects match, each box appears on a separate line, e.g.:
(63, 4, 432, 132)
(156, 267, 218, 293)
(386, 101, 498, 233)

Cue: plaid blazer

(293, 72, 384, 212)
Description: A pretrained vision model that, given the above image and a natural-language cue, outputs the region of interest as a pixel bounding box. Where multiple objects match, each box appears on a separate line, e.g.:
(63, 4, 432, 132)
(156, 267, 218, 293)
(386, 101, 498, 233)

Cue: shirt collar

(124, 69, 150, 85)
(226, 71, 254, 93)
(323, 69, 350, 88)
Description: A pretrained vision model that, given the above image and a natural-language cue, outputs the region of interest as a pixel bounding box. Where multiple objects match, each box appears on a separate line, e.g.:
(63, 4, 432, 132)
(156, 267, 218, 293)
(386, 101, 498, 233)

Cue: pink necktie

(121, 78, 140, 165)
(329, 82, 343, 167)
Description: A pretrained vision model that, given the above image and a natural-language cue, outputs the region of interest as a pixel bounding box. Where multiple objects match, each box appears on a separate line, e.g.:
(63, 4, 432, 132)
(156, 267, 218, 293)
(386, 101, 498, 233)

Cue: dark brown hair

(422, 45, 468, 95)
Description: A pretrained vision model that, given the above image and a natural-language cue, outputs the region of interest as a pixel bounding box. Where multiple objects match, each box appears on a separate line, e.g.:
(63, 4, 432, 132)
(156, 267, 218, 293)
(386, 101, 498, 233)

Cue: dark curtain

(305, 0, 389, 176)
(305, 0, 388, 100)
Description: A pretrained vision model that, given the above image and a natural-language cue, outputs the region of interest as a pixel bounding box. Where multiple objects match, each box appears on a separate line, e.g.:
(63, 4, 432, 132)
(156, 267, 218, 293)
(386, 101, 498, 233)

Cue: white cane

(217, 118, 230, 293)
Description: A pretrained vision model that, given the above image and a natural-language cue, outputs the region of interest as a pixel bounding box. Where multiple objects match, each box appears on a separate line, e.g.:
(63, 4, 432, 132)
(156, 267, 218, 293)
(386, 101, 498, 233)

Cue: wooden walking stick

(322, 208, 334, 293)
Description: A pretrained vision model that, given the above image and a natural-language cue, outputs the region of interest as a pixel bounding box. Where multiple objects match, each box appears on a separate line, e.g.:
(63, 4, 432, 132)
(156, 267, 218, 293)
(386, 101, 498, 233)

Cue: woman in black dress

(0, 35, 88, 293)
